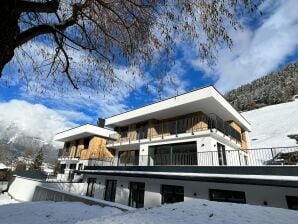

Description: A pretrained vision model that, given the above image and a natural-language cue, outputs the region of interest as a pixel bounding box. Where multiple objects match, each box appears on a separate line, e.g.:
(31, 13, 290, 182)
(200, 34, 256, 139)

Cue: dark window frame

(217, 143, 227, 165)
(161, 184, 184, 204)
(83, 138, 90, 149)
(104, 180, 117, 202)
(209, 189, 246, 204)
(286, 195, 298, 210)
(128, 182, 145, 208)
(86, 178, 96, 197)
(60, 164, 66, 174)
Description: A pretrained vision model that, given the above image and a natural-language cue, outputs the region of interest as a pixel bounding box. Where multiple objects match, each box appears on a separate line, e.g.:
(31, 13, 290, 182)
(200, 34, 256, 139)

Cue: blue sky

(0, 0, 297, 141)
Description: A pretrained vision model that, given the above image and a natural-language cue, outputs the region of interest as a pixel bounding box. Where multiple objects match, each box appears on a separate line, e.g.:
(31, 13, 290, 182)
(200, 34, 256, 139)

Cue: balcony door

(104, 180, 117, 202)
(128, 182, 145, 208)
(86, 178, 96, 197)
(217, 143, 227, 165)
(148, 141, 197, 166)
(136, 122, 148, 139)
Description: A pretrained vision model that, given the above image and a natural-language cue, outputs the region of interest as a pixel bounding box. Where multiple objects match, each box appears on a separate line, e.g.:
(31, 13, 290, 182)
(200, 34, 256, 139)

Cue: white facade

(81, 173, 298, 209)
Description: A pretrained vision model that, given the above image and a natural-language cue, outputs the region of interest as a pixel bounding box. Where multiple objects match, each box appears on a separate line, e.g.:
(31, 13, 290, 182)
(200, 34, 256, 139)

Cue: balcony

(108, 113, 242, 146)
(57, 148, 80, 160)
(85, 146, 298, 167)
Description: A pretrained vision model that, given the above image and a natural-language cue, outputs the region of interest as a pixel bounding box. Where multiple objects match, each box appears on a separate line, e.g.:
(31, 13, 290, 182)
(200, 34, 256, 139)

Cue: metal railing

(83, 146, 298, 167)
(108, 113, 242, 145)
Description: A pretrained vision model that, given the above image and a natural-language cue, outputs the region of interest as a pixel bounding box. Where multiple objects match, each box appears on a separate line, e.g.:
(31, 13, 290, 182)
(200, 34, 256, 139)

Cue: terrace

(83, 146, 298, 167)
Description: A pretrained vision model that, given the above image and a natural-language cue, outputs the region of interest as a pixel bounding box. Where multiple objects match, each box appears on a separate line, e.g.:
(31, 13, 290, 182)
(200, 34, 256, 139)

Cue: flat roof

(105, 86, 251, 131)
(54, 124, 116, 142)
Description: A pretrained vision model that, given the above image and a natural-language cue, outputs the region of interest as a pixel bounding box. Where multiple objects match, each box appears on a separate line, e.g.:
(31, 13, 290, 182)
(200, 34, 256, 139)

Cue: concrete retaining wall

(33, 186, 131, 211)
(8, 176, 85, 202)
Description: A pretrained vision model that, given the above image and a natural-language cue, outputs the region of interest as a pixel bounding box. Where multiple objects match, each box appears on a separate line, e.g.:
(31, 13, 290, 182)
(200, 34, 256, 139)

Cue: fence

(86, 146, 298, 167)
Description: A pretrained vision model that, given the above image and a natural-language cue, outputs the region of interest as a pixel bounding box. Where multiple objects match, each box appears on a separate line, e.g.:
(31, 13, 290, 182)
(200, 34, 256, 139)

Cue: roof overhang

(54, 124, 116, 142)
(105, 86, 251, 131)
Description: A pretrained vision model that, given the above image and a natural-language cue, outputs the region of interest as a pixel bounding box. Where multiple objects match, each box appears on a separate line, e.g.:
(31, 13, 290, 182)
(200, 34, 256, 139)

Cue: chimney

(97, 118, 105, 128)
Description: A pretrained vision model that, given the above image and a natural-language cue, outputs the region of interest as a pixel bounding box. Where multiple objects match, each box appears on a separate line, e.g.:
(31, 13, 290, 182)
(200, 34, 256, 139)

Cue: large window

(129, 182, 145, 208)
(217, 143, 227, 165)
(104, 180, 117, 202)
(118, 150, 139, 166)
(86, 178, 96, 197)
(148, 142, 197, 165)
(161, 185, 184, 204)
(286, 196, 298, 210)
(209, 189, 246, 204)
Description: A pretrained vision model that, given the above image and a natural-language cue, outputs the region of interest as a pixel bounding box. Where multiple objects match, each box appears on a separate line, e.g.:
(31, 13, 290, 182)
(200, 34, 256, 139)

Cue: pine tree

(30, 149, 44, 171)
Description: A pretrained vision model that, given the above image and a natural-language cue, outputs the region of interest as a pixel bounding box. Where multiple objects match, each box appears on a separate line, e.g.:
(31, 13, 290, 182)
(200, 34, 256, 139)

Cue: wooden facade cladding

(114, 111, 248, 150)
(63, 136, 114, 160)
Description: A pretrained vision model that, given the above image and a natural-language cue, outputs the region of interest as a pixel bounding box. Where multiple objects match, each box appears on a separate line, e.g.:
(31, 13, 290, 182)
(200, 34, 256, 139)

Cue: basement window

(209, 189, 246, 204)
(286, 196, 298, 210)
(161, 185, 184, 204)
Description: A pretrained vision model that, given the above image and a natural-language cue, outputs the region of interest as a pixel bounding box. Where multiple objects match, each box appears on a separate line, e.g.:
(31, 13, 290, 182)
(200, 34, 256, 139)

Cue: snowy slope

(0, 199, 298, 224)
(0, 201, 122, 224)
(242, 100, 298, 148)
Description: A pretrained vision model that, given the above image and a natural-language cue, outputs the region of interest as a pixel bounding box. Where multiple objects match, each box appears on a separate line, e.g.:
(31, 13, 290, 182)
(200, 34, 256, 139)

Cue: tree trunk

(0, 0, 21, 76)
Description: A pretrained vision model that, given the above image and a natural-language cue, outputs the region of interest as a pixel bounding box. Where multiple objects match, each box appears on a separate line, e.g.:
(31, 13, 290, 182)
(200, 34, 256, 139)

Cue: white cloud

(191, 0, 298, 92)
(0, 100, 76, 144)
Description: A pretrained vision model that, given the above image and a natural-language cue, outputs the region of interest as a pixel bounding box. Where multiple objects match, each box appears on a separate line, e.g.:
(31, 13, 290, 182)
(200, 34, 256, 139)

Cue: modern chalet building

(54, 86, 298, 209)
(54, 124, 116, 181)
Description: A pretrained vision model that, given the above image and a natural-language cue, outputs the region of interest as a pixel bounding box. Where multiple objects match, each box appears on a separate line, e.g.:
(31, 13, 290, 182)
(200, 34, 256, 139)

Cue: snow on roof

(54, 124, 116, 142)
(0, 163, 8, 170)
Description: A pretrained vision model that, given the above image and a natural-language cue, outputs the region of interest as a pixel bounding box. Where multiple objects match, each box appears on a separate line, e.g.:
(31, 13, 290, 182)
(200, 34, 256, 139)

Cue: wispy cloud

(191, 0, 298, 92)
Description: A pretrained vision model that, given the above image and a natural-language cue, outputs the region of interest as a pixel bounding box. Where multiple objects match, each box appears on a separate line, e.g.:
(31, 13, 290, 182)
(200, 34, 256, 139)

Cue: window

(86, 178, 96, 197)
(84, 138, 90, 149)
(120, 127, 128, 138)
(148, 142, 197, 166)
(136, 122, 148, 139)
(60, 164, 66, 174)
(129, 182, 145, 208)
(65, 142, 70, 148)
(78, 164, 83, 170)
(209, 189, 246, 204)
(161, 185, 184, 204)
(286, 196, 298, 210)
(217, 143, 227, 165)
(104, 180, 117, 202)
(69, 164, 76, 170)
(118, 150, 139, 166)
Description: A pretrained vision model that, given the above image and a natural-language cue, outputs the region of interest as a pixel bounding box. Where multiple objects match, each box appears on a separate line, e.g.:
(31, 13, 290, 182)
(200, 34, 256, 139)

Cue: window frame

(209, 189, 246, 204)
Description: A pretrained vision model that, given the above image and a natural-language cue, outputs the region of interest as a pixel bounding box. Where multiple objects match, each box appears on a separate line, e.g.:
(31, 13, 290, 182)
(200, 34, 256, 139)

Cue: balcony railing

(85, 146, 298, 167)
(109, 113, 242, 145)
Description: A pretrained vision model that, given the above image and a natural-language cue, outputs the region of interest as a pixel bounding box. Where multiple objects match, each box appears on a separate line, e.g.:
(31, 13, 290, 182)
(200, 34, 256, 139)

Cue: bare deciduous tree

(0, 0, 259, 92)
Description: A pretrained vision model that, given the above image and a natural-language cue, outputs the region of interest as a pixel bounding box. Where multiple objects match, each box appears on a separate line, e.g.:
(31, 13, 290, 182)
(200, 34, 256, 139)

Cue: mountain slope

(242, 99, 298, 148)
(225, 61, 298, 111)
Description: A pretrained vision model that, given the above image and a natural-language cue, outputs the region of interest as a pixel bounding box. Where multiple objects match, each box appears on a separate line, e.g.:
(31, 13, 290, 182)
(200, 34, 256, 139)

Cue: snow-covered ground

(242, 100, 298, 148)
(0, 201, 122, 224)
(0, 199, 297, 224)
(0, 193, 18, 205)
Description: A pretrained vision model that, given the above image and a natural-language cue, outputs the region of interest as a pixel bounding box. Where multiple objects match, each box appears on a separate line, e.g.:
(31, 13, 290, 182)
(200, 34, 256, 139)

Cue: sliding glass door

(148, 141, 197, 165)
